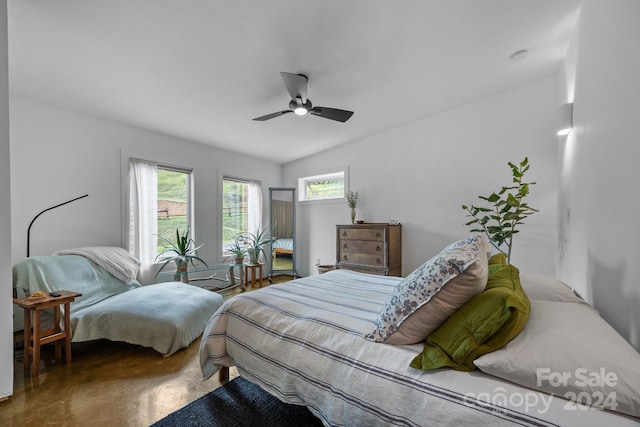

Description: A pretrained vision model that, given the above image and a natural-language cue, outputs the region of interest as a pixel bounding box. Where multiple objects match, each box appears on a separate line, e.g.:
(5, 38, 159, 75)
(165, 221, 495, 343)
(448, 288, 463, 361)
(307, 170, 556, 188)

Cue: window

(128, 158, 193, 268)
(221, 176, 262, 254)
(298, 169, 346, 202)
(157, 167, 191, 253)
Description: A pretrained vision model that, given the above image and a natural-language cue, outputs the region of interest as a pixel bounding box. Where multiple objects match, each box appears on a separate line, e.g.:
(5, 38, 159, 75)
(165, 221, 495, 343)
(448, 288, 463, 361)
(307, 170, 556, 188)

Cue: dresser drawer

(336, 265, 388, 276)
(336, 223, 402, 277)
(338, 227, 387, 242)
(338, 249, 386, 267)
(338, 239, 386, 256)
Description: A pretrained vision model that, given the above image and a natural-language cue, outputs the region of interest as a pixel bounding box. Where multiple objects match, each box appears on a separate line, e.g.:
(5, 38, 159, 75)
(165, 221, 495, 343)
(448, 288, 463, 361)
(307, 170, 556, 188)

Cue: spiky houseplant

(462, 157, 538, 264)
(239, 227, 278, 265)
(155, 226, 208, 282)
(226, 237, 248, 264)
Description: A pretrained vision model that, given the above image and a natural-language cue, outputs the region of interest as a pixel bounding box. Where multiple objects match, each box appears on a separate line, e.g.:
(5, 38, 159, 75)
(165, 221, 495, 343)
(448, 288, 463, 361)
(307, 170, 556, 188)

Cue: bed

(199, 240, 640, 426)
(272, 238, 294, 260)
(14, 247, 224, 356)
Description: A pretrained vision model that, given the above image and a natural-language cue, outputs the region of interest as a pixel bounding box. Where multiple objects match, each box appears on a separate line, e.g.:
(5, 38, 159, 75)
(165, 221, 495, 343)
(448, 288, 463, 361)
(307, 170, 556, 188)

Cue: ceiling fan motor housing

(253, 71, 353, 122)
(290, 98, 313, 115)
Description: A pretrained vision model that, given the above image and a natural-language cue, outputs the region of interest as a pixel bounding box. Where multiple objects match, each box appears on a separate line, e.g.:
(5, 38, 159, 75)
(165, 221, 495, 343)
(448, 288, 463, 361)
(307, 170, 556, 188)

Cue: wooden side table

(13, 290, 82, 377)
(244, 263, 264, 288)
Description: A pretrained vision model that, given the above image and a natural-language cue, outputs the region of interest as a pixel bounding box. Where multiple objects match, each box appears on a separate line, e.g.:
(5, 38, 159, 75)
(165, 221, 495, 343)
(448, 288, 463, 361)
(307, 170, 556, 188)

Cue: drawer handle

(376, 232, 381, 238)
(342, 231, 347, 237)
(343, 243, 348, 249)
(376, 258, 381, 264)
(343, 255, 348, 261)
(376, 245, 381, 251)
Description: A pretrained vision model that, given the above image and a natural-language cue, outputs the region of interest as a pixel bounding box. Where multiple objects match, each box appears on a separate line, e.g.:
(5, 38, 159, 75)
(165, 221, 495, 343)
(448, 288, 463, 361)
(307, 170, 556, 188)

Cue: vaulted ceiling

(8, 0, 582, 164)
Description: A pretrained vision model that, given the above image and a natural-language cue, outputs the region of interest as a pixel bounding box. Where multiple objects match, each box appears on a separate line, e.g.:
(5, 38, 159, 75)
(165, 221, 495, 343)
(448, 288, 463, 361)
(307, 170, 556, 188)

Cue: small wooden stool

(13, 290, 82, 377)
(244, 263, 264, 288)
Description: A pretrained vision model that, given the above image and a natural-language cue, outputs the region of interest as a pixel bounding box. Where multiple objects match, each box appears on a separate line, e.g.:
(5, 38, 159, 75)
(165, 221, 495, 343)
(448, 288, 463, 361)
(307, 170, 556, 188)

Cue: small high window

(298, 169, 346, 202)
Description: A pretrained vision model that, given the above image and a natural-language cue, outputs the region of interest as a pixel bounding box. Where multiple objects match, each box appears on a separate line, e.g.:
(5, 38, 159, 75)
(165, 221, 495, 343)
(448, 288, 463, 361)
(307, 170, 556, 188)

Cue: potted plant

(226, 238, 248, 265)
(155, 226, 208, 282)
(240, 227, 278, 265)
(347, 190, 358, 223)
(462, 157, 538, 264)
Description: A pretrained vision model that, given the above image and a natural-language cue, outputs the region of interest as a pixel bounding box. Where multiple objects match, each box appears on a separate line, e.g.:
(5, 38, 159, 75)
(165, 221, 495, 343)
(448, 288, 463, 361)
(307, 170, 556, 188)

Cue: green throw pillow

(488, 252, 507, 265)
(410, 263, 530, 371)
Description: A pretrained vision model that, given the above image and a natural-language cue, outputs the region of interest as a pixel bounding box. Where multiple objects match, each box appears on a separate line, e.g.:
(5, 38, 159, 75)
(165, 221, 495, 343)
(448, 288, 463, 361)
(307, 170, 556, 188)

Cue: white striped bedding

(273, 238, 294, 251)
(199, 269, 640, 427)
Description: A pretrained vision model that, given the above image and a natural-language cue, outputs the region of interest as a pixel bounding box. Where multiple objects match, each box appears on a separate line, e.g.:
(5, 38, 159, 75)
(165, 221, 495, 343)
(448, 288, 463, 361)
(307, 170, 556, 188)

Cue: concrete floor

(1, 277, 293, 427)
(2, 336, 238, 427)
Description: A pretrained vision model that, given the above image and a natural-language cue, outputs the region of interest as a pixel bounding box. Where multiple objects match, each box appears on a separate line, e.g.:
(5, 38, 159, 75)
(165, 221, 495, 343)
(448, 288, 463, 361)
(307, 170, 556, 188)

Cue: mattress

(199, 269, 640, 426)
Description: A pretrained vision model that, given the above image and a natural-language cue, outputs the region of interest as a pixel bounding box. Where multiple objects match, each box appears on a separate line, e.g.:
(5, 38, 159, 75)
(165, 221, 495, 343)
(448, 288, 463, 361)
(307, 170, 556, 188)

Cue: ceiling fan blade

(280, 72, 308, 103)
(253, 110, 292, 121)
(309, 107, 354, 123)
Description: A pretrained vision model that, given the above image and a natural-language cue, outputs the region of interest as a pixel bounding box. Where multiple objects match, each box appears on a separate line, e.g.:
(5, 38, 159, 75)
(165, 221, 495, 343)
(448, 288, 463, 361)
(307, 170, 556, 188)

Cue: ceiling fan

(253, 72, 354, 123)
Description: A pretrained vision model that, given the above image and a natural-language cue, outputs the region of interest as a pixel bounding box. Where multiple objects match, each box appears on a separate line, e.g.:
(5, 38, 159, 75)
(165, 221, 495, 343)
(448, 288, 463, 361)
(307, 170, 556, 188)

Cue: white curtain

(247, 181, 263, 236)
(128, 158, 158, 276)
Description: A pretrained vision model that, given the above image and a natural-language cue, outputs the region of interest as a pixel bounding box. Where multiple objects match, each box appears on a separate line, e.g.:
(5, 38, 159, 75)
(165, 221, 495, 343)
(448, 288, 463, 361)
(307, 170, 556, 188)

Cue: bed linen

(54, 246, 140, 284)
(272, 238, 294, 258)
(14, 255, 224, 355)
(199, 269, 640, 427)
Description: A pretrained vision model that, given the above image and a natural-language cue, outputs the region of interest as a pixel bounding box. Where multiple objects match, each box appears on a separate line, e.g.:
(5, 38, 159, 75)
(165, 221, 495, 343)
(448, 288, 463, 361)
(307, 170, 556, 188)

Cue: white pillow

(55, 246, 140, 284)
(520, 274, 587, 304)
(474, 300, 640, 418)
(365, 234, 489, 345)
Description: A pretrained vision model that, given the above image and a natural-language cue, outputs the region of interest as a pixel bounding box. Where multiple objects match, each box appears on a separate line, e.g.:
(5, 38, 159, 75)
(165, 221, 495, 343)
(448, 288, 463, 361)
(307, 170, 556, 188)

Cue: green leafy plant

(155, 226, 208, 276)
(238, 226, 278, 264)
(347, 190, 358, 209)
(226, 237, 247, 260)
(462, 157, 539, 264)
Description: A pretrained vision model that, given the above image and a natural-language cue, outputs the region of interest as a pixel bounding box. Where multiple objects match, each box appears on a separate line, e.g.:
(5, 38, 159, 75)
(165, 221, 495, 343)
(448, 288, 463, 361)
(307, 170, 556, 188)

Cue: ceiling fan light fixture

(290, 98, 312, 116)
(253, 72, 353, 122)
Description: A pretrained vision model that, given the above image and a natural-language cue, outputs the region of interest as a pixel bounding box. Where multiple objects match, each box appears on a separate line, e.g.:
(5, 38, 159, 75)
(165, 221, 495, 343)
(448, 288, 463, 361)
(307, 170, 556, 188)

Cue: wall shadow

(588, 251, 640, 350)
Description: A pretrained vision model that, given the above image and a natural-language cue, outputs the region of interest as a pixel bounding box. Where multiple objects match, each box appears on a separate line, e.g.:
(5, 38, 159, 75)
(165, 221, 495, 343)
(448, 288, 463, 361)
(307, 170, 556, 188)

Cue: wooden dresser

(336, 223, 402, 276)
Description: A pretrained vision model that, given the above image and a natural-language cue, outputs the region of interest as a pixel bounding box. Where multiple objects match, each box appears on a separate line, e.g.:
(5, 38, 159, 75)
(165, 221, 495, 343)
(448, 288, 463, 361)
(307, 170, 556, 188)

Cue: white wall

(0, 0, 13, 399)
(558, 0, 640, 350)
(9, 97, 282, 329)
(10, 97, 282, 263)
(285, 77, 559, 278)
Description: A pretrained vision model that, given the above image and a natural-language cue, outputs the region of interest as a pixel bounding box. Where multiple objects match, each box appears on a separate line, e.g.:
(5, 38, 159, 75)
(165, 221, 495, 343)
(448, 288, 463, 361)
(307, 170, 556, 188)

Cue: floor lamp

(26, 194, 89, 257)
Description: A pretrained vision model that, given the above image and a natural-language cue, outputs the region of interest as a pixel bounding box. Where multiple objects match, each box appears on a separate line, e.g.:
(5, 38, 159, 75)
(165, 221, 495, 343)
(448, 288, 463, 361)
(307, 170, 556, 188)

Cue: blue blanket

(14, 255, 224, 355)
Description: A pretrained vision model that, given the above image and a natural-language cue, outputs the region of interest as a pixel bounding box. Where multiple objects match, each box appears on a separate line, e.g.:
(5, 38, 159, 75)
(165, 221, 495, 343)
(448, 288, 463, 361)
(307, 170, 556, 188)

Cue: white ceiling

(7, 0, 582, 165)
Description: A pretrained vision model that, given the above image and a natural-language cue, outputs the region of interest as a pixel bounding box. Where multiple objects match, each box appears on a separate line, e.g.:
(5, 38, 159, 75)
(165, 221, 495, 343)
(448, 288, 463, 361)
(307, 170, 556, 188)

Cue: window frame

(155, 164, 194, 256)
(219, 173, 263, 259)
(121, 150, 196, 267)
(297, 166, 349, 205)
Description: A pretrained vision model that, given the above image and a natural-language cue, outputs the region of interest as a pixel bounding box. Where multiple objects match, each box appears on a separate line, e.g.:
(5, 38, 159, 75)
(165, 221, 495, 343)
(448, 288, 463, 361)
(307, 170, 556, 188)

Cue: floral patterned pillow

(365, 234, 489, 345)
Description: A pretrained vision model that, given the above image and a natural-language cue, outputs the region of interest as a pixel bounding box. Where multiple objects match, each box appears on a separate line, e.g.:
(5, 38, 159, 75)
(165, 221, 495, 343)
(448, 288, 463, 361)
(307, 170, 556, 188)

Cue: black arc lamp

(27, 194, 89, 257)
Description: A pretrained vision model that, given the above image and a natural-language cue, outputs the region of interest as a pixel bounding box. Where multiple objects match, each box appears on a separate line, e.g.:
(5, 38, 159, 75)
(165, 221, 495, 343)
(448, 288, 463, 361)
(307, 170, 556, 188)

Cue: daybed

(14, 247, 224, 356)
(199, 236, 640, 426)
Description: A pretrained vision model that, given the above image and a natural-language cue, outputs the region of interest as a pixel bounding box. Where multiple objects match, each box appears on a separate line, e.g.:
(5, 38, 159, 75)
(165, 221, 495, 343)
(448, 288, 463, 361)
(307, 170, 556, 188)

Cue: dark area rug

(151, 377, 324, 427)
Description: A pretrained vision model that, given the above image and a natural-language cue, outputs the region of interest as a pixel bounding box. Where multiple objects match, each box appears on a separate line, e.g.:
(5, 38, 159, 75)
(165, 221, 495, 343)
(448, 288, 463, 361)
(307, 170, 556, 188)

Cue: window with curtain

(221, 176, 262, 254)
(127, 158, 193, 275)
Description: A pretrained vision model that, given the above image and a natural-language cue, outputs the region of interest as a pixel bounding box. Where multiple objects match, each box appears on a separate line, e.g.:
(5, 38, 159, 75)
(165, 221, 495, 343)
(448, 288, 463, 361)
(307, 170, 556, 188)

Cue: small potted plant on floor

(155, 226, 208, 282)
